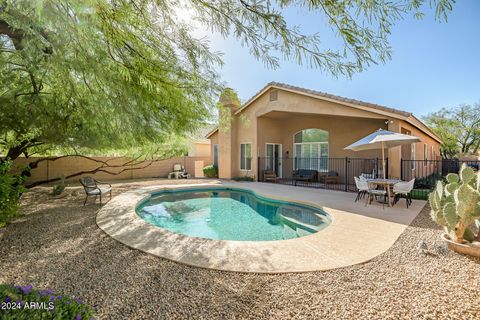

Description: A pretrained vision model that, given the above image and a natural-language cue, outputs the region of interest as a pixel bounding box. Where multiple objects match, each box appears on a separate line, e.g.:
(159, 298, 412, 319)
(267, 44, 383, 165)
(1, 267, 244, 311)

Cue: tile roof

(207, 82, 440, 142)
(240, 81, 412, 118)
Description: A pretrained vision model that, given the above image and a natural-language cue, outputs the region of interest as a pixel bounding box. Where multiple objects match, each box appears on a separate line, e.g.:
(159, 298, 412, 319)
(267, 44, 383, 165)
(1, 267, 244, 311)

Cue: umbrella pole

(382, 141, 386, 179)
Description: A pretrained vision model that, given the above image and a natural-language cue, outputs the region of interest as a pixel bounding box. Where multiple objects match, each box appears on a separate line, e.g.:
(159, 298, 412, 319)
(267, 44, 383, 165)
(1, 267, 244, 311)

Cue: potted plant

(429, 164, 480, 257)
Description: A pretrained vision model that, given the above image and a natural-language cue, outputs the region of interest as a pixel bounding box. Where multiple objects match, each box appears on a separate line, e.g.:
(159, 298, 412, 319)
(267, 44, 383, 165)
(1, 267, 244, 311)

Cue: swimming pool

(136, 187, 330, 241)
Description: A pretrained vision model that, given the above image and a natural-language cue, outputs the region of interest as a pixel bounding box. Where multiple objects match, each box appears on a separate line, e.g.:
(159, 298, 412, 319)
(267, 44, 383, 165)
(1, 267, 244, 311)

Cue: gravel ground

(1, 179, 480, 319)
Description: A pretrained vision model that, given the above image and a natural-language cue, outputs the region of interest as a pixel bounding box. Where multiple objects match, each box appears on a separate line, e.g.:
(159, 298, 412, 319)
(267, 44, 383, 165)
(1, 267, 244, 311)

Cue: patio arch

(293, 128, 329, 171)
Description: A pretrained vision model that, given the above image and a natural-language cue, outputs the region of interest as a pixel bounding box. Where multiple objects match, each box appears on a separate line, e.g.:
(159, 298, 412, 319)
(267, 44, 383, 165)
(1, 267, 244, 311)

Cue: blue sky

(196, 1, 480, 118)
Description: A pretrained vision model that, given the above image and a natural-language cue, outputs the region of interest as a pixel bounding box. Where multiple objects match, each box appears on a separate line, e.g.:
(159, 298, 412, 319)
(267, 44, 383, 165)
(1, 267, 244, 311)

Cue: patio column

(217, 89, 240, 179)
(388, 120, 402, 178)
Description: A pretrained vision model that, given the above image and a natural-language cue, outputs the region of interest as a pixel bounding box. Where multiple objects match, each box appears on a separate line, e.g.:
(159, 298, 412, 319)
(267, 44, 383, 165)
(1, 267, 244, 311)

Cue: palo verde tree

(0, 0, 455, 178)
(424, 103, 480, 159)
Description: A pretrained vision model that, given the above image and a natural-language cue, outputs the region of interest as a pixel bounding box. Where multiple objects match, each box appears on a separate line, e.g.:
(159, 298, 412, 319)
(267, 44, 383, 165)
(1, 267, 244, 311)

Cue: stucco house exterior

(206, 82, 441, 183)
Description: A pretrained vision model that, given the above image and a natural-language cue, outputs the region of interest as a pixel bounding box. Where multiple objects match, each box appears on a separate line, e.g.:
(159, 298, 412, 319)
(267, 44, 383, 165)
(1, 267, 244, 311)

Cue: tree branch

(24, 156, 165, 188)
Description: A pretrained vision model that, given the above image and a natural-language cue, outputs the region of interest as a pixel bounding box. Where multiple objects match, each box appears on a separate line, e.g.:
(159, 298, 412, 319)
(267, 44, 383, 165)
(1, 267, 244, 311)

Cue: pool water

(136, 188, 330, 241)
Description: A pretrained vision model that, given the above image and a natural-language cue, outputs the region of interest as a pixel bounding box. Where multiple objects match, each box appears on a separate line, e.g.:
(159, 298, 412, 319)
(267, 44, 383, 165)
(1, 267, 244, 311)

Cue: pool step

(277, 206, 324, 234)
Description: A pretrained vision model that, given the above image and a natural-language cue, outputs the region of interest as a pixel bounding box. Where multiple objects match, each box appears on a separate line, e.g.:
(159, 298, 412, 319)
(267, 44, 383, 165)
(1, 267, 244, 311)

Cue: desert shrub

(414, 172, 443, 189)
(0, 283, 94, 319)
(0, 161, 25, 227)
(52, 175, 66, 196)
(203, 165, 218, 178)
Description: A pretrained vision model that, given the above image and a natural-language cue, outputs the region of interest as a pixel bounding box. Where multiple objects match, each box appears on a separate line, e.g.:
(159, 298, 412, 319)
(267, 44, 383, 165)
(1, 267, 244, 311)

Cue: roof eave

(231, 81, 441, 144)
(205, 128, 218, 139)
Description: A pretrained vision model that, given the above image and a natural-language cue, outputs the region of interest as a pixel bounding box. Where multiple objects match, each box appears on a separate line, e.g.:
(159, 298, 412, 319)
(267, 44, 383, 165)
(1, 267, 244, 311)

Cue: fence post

(257, 157, 259, 181)
(400, 158, 403, 181)
(344, 157, 348, 192)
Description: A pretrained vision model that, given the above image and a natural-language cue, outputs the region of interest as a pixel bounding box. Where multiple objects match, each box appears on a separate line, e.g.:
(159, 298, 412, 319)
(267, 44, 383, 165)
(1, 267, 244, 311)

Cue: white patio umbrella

(344, 129, 420, 179)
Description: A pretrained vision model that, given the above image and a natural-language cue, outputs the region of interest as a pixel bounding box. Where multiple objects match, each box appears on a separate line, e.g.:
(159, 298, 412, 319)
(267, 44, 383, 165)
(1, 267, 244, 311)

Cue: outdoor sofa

(292, 169, 317, 185)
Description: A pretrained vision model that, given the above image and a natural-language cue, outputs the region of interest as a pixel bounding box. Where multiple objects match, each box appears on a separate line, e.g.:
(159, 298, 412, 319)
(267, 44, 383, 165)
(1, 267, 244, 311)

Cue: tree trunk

(4, 142, 28, 162)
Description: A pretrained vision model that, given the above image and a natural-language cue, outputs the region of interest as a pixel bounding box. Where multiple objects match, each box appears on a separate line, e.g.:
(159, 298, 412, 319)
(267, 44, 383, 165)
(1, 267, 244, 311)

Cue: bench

(292, 169, 317, 185)
(318, 171, 340, 184)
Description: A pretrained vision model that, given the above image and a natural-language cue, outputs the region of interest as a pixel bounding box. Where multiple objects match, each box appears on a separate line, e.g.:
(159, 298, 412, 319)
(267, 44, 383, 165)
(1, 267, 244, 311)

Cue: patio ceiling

(258, 110, 387, 122)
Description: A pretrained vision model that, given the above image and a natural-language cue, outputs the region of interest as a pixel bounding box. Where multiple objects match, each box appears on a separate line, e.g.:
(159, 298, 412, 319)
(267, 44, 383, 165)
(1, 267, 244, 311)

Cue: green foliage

(190, 0, 453, 76)
(423, 103, 480, 159)
(0, 0, 457, 187)
(232, 176, 255, 182)
(0, 283, 94, 319)
(0, 0, 218, 161)
(446, 173, 459, 184)
(52, 174, 66, 196)
(0, 161, 25, 227)
(414, 172, 443, 189)
(203, 165, 218, 178)
(429, 164, 480, 243)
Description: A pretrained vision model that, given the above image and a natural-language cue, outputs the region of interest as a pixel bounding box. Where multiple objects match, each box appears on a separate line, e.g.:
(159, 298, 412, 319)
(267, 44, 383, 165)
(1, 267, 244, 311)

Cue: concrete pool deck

(96, 181, 426, 273)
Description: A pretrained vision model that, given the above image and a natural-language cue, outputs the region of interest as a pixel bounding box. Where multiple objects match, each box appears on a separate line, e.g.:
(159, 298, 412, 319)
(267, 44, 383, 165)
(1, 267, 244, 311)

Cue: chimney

(217, 88, 240, 179)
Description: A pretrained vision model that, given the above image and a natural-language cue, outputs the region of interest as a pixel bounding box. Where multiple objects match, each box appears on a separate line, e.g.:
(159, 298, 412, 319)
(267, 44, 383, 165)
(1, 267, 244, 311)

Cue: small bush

(414, 172, 443, 189)
(232, 176, 254, 182)
(0, 161, 25, 227)
(203, 165, 218, 178)
(0, 283, 94, 319)
(52, 175, 66, 196)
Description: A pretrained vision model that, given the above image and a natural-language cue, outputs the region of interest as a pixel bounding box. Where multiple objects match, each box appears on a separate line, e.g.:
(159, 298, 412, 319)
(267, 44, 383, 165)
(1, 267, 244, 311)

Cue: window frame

(240, 143, 252, 171)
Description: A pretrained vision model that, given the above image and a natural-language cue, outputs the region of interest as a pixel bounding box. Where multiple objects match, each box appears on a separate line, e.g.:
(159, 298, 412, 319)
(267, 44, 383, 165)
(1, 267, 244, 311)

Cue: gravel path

(1, 180, 480, 319)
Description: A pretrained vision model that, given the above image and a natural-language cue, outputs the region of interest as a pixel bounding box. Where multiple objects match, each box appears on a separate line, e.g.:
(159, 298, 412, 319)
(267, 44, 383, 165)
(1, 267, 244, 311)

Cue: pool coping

(96, 182, 425, 273)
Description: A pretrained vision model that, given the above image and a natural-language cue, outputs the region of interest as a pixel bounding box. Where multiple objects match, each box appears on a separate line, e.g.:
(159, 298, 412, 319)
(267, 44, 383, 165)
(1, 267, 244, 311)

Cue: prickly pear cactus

(429, 164, 480, 243)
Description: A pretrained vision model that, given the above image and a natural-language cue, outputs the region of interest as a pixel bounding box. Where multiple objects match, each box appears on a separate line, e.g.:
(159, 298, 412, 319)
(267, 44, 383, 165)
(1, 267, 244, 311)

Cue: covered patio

(256, 111, 388, 192)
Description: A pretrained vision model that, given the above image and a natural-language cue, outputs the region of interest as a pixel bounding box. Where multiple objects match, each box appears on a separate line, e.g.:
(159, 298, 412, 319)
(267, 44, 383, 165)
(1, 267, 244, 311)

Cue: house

(206, 82, 441, 183)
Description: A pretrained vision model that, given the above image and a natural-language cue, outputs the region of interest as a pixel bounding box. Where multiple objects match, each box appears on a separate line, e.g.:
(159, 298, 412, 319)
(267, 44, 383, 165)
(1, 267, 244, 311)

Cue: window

(431, 146, 434, 161)
(293, 129, 329, 171)
(213, 144, 219, 167)
(424, 143, 427, 166)
(240, 143, 252, 170)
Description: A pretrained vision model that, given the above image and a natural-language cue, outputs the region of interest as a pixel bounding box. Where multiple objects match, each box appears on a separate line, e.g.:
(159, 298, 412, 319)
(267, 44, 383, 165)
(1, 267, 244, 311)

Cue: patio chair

(354, 176, 369, 202)
(360, 169, 375, 180)
(263, 170, 277, 183)
(79, 177, 112, 206)
(168, 163, 190, 179)
(366, 188, 388, 209)
(365, 175, 387, 209)
(392, 178, 415, 208)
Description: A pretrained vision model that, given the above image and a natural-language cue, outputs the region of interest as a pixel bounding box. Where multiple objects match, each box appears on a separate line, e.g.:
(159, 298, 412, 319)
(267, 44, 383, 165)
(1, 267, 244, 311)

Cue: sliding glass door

(265, 143, 282, 177)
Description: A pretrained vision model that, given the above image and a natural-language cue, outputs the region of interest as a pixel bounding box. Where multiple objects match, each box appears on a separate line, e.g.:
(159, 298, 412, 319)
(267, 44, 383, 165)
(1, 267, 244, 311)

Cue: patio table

(366, 178, 402, 207)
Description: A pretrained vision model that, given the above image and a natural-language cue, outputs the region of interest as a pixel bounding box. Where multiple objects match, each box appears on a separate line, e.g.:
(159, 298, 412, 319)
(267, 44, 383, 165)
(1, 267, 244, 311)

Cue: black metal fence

(258, 157, 387, 192)
(401, 159, 480, 199)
